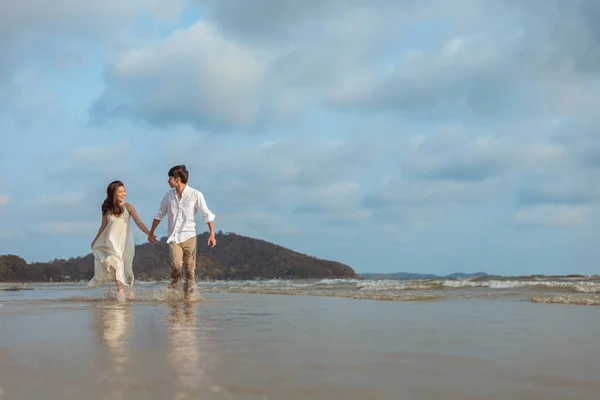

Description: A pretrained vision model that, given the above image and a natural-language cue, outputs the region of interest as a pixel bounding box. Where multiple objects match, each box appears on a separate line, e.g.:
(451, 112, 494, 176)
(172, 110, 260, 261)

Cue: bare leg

(112, 267, 125, 301)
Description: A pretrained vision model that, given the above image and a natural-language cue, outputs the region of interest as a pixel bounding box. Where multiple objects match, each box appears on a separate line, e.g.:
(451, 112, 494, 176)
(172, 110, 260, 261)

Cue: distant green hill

(359, 271, 489, 280)
(0, 232, 360, 282)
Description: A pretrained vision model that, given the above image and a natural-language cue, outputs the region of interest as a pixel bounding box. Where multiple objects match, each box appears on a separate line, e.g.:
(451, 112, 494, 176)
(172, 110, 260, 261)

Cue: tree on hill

(0, 232, 359, 282)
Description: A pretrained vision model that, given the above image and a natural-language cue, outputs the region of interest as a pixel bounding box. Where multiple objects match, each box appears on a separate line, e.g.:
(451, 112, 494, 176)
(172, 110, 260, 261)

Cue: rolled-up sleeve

(154, 193, 169, 221)
(195, 191, 215, 223)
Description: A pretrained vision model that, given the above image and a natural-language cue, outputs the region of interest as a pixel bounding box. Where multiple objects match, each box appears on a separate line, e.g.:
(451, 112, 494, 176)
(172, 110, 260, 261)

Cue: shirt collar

(178, 185, 191, 197)
(172, 185, 189, 197)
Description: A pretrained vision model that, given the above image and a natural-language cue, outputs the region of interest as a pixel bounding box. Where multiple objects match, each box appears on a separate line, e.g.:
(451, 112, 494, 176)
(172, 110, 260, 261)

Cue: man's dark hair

(168, 165, 189, 184)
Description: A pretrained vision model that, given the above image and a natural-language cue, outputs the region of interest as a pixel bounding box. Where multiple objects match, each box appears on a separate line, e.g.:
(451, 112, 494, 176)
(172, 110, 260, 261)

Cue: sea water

(1, 278, 599, 399)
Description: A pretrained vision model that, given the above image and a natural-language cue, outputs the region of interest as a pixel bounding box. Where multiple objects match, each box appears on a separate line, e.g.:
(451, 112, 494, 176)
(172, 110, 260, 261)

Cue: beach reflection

(92, 303, 133, 399)
(167, 302, 220, 398)
(89, 300, 220, 399)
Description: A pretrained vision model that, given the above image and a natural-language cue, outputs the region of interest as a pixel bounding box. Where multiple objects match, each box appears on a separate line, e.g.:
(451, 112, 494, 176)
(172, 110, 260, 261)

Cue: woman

(88, 180, 154, 300)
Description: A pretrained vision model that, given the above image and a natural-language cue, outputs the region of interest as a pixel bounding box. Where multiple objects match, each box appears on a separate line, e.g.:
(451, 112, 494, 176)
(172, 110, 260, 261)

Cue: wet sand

(1, 284, 599, 399)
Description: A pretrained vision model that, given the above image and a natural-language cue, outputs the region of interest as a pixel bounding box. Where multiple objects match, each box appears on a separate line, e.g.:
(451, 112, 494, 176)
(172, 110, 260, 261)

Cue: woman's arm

(126, 203, 152, 237)
(91, 214, 108, 248)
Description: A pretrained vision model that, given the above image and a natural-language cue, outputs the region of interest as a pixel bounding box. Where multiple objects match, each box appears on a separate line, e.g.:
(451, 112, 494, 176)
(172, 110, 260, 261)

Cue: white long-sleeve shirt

(154, 185, 216, 244)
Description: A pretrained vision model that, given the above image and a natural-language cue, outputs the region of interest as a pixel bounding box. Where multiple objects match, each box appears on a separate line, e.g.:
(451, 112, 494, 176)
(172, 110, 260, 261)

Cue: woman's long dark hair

(101, 180, 125, 216)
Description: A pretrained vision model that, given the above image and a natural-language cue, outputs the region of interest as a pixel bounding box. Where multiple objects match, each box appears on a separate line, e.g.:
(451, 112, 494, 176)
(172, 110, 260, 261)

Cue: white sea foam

(441, 279, 590, 290)
(572, 283, 600, 293)
(87, 277, 600, 300)
(357, 278, 582, 291)
(358, 280, 438, 291)
(531, 294, 600, 306)
(195, 278, 360, 291)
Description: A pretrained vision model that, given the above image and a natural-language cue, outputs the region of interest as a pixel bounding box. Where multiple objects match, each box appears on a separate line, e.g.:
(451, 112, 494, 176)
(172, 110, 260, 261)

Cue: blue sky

(1, 0, 600, 276)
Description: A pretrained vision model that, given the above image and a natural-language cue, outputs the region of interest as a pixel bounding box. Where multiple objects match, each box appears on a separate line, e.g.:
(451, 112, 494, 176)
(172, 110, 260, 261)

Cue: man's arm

(195, 191, 216, 247)
(147, 219, 160, 243)
(149, 194, 168, 241)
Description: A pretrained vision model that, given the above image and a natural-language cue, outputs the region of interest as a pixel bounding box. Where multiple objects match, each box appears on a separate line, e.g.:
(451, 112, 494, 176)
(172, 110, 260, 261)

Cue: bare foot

(117, 288, 126, 302)
(184, 291, 196, 301)
(126, 290, 135, 300)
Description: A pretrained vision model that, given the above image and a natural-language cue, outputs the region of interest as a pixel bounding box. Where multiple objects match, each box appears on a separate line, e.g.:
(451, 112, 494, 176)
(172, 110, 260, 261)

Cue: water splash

(103, 285, 206, 302)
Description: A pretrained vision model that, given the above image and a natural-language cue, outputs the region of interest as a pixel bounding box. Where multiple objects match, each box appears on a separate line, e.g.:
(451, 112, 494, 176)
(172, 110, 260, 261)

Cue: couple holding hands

(88, 165, 216, 300)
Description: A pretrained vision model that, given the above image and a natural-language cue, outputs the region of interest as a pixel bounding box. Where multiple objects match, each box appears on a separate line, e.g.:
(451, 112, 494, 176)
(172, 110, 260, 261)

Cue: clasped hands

(146, 233, 216, 246)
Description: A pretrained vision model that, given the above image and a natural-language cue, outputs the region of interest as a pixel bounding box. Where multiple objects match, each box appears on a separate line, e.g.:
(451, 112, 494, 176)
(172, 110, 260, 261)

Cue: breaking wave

(190, 275, 600, 304)
(531, 295, 600, 306)
(4, 275, 600, 305)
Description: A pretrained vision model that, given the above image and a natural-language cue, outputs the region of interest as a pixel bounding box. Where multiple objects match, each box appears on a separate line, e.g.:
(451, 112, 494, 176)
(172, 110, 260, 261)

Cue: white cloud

(326, 2, 600, 118)
(93, 1, 600, 126)
(91, 21, 276, 130)
(514, 205, 587, 228)
(91, 3, 395, 128)
(404, 123, 566, 182)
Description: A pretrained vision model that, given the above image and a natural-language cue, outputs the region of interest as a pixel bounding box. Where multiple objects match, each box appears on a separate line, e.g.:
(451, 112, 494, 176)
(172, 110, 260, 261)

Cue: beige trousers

(168, 236, 197, 293)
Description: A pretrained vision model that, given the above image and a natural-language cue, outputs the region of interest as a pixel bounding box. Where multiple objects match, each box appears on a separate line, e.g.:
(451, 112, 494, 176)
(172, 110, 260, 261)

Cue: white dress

(88, 205, 135, 287)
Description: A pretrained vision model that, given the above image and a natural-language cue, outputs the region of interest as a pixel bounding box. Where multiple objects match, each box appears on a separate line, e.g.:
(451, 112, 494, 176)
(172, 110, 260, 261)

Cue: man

(149, 165, 217, 297)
